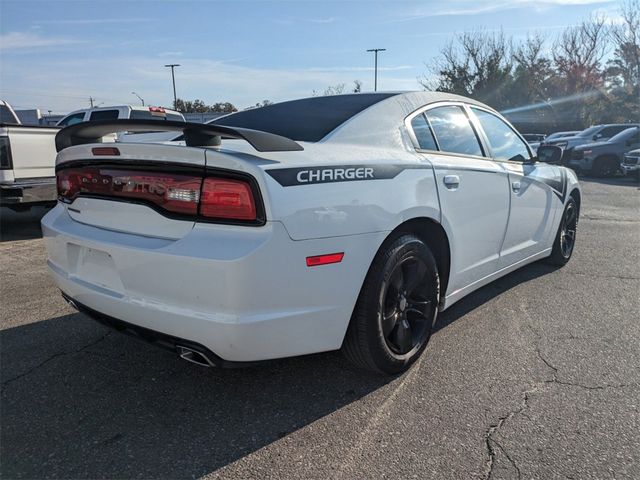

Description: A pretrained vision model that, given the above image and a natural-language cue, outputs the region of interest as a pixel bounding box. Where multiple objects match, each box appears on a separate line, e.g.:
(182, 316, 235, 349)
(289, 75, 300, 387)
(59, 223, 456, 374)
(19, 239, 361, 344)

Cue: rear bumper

(42, 204, 386, 362)
(0, 177, 57, 205)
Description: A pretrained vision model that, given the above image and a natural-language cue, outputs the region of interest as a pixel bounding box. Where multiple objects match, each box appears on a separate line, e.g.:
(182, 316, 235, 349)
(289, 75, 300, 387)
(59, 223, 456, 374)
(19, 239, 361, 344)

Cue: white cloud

(391, 0, 617, 21)
(32, 18, 158, 25)
(0, 32, 81, 50)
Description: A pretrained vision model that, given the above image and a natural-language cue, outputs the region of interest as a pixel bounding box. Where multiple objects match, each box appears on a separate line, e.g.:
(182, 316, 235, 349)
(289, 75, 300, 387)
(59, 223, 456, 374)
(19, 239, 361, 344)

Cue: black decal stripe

(265, 164, 429, 187)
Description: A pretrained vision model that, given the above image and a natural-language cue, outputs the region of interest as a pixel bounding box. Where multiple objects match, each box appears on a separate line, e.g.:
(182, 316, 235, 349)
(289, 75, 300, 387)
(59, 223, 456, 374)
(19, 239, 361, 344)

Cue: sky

(0, 0, 625, 114)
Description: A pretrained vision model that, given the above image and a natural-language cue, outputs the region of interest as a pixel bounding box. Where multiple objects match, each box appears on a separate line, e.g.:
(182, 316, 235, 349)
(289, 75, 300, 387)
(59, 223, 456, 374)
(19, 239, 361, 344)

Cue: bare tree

(552, 16, 610, 93)
(607, 0, 640, 89)
(422, 30, 513, 108)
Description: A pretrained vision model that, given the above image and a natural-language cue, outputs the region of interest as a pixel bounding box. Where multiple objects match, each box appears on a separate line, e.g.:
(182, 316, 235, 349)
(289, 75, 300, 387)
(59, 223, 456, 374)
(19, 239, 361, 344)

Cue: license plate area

(67, 243, 125, 293)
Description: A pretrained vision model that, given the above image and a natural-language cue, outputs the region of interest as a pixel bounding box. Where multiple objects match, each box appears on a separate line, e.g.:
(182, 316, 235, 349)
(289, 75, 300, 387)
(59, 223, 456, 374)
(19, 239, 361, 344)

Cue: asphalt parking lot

(1, 177, 638, 480)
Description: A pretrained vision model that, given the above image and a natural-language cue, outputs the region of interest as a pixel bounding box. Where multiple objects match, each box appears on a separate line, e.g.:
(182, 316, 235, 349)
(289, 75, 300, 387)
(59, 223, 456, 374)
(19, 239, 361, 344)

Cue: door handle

(511, 181, 521, 193)
(443, 175, 460, 189)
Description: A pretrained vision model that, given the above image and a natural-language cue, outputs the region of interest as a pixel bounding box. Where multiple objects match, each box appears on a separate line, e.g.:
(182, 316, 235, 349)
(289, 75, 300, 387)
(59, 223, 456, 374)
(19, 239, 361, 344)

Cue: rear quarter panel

(260, 147, 441, 240)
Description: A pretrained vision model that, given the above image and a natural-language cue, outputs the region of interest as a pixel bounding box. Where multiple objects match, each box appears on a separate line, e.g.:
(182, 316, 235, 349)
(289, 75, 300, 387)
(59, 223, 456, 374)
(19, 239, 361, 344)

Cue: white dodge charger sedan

(42, 92, 580, 374)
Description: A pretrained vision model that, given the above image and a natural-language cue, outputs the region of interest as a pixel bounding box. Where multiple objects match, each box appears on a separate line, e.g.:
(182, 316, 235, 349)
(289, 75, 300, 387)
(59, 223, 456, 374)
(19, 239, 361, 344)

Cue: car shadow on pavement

(435, 260, 557, 333)
(0, 312, 391, 479)
(0, 206, 51, 242)
(0, 260, 557, 479)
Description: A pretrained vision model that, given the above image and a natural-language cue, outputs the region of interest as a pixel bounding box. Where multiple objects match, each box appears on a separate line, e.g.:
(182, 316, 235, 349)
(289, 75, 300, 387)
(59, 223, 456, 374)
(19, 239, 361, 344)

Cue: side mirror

(593, 134, 602, 140)
(537, 145, 563, 164)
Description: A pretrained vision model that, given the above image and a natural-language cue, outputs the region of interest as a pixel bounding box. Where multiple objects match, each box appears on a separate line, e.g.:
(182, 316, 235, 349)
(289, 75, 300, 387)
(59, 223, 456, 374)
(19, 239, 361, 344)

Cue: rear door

(469, 107, 562, 268)
(408, 104, 511, 294)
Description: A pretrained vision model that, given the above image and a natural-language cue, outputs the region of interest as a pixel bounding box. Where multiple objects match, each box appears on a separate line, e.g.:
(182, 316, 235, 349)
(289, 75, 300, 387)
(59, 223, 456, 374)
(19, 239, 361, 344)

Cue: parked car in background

(1, 111, 60, 210)
(56, 105, 185, 127)
(522, 133, 546, 151)
(43, 92, 580, 374)
(543, 131, 580, 143)
(522, 133, 546, 144)
(621, 148, 640, 180)
(568, 127, 640, 177)
(546, 124, 639, 161)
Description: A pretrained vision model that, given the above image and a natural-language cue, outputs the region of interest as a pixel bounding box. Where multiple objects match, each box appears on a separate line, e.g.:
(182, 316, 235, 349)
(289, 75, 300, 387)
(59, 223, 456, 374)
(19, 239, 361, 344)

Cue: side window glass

(89, 110, 119, 121)
(410, 114, 438, 150)
(472, 108, 530, 162)
(600, 126, 626, 138)
(425, 106, 483, 157)
(59, 113, 85, 126)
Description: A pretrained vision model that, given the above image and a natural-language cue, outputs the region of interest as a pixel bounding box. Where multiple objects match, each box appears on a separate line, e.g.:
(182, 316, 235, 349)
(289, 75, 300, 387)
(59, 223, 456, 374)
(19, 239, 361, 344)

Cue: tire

(591, 156, 618, 177)
(547, 197, 578, 267)
(342, 234, 440, 375)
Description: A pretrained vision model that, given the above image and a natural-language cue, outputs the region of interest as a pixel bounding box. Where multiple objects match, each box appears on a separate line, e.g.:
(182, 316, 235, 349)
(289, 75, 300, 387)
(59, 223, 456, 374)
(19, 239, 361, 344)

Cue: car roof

(215, 91, 496, 148)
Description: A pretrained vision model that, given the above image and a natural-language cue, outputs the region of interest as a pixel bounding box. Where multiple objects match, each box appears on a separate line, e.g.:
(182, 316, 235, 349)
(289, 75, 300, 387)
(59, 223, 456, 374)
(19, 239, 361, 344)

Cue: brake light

(92, 147, 120, 156)
(306, 252, 344, 267)
(149, 106, 166, 113)
(0, 136, 12, 170)
(57, 167, 201, 215)
(56, 166, 262, 223)
(200, 178, 256, 220)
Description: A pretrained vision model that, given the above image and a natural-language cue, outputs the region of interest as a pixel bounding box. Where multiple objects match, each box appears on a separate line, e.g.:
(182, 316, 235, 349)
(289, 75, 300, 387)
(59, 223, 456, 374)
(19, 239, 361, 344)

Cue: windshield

(577, 126, 600, 137)
(608, 127, 639, 143)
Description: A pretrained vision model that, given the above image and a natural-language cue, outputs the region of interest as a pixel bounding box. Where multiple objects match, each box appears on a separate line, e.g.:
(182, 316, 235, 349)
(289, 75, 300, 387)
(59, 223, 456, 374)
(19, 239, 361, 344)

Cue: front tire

(547, 197, 578, 267)
(342, 234, 439, 375)
(591, 156, 618, 177)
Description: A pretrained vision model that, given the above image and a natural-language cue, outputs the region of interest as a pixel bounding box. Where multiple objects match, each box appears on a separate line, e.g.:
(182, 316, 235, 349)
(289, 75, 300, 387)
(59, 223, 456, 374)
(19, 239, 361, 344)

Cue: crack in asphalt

(483, 388, 532, 480)
(2, 332, 112, 387)
(483, 323, 638, 479)
(580, 215, 638, 223)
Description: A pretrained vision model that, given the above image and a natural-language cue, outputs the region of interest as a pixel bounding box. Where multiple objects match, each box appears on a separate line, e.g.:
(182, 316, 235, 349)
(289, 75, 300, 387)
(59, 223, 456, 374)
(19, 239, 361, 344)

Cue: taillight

(57, 167, 202, 215)
(200, 177, 256, 220)
(0, 136, 12, 170)
(56, 166, 262, 224)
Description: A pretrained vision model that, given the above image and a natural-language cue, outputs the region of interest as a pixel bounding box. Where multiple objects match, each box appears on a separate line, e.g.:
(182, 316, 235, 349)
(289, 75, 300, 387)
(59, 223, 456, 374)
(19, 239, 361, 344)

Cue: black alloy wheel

(381, 255, 433, 355)
(548, 197, 578, 266)
(342, 234, 440, 374)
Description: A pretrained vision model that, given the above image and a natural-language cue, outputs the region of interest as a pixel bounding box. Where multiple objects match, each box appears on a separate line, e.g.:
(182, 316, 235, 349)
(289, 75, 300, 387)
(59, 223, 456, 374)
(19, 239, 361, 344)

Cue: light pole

(164, 64, 180, 110)
(366, 48, 386, 92)
(131, 91, 144, 106)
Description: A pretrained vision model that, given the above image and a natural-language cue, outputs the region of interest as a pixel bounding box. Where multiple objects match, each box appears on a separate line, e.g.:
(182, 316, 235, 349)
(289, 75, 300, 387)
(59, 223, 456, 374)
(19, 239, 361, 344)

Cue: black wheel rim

(560, 203, 577, 258)
(380, 255, 435, 355)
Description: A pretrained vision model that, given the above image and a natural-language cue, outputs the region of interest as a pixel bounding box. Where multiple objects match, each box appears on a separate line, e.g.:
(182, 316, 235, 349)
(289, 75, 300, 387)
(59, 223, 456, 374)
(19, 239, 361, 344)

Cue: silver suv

(568, 127, 640, 176)
(622, 149, 640, 180)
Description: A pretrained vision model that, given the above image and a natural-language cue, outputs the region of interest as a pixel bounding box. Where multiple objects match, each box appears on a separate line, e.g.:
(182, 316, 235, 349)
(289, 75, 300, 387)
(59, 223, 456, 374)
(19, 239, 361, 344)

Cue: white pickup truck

(56, 105, 184, 127)
(1, 101, 59, 210)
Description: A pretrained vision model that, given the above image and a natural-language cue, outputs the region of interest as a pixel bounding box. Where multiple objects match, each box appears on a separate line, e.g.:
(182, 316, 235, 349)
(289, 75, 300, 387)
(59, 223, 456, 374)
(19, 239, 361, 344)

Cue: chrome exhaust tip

(64, 297, 78, 311)
(176, 346, 215, 367)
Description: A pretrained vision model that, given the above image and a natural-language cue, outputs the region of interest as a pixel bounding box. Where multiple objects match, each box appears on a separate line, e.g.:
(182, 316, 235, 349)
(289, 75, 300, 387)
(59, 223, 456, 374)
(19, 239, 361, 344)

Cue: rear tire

(342, 234, 439, 375)
(547, 197, 578, 267)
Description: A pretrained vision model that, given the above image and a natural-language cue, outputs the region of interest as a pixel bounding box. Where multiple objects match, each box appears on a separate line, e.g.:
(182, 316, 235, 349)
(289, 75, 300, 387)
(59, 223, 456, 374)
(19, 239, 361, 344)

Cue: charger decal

(266, 164, 429, 186)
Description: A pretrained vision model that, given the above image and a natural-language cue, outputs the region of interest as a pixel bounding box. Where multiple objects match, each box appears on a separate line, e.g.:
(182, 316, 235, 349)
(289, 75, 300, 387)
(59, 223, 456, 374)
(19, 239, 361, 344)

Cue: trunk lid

(57, 143, 207, 239)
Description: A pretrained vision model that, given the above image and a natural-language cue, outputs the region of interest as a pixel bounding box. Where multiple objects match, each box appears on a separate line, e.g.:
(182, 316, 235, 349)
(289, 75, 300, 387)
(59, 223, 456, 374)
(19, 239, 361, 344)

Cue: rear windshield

(212, 93, 398, 142)
(129, 110, 184, 122)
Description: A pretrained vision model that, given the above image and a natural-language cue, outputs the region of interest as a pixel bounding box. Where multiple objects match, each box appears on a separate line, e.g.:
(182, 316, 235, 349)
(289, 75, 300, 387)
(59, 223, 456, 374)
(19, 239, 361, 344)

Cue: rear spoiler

(55, 119, 303, 153)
